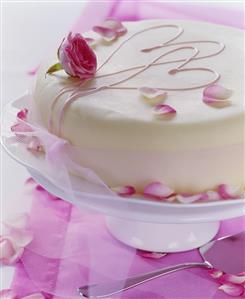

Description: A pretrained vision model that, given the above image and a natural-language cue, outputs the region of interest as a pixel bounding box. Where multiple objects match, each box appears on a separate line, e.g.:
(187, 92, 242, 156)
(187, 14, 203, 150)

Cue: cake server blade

(78, 231, 245, 298)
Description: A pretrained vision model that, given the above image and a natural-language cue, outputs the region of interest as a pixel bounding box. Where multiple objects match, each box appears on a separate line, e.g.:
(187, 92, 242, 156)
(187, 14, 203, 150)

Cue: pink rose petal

(0, 236, 24, 265)
(205, 190, 222, 201)
(0, 289, 18, 299)
(137, 249, 167, 259)
(154, 104, 177, 120)
(217, 184, 244, 200)
(139, 87, 167, 106)
(27, 137, 44, 154)
(219, 274, 245, 285)
(1, 214, 33, 265)
(208, 268, 224, 279)
(218, 283, 244, 297)
(11, 122, 33, 133)
(204, 84, 233, 99)
(17, 108, 28, 120)
(176, 193, 209, 204)
(111, 185, 136, 196)
(143, 182, 174, 200)
(203, 85, 232, 108)
(203, 96, 231, 108)
(93, 18, 127, 41)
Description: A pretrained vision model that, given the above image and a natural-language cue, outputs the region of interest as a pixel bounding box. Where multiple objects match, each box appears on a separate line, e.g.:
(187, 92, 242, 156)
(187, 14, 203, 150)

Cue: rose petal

(0, 236, 24, 265)
(218, 283, 244, 297)
(217, 184, 244, 200)
(111, 185, 136, 196)
(154, 104, 177, 120)
(4, 213, 29, 230)
(204, 84, 233, 100)
(143, 182, 174, 200)
(11, 122, 33, 133)
(203, 96, 231, 108)
(92, 18, 127, 41)
(176, 193, 209, 204)
(0, 289, 18, 299)
(219, 274, 245, 285)
(27, 137, 44, 154)
(139, 87, 167, 106)
(17, 108, 28, 120)
(137, 249, 167, 259)
(23, 294, 45, 299)
(208, 268, 224, 279)
(205, 190, 222, 201)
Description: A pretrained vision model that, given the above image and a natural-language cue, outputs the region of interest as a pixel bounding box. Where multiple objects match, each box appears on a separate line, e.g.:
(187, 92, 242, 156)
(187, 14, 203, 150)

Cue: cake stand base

(106, 216, 220, 252)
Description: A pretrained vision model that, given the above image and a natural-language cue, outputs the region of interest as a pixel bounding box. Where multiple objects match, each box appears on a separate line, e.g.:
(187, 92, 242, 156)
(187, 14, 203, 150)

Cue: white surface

(1, 1, 86, 290)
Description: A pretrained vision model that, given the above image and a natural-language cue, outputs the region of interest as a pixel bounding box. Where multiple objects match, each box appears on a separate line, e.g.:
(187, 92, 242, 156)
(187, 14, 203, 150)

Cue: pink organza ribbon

(9, 181, 245, 299)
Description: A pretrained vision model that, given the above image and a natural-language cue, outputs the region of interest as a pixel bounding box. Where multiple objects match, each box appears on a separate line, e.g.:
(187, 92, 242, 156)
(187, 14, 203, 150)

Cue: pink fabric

(9, 182, 245, 299)
(72, 2, 244, 33)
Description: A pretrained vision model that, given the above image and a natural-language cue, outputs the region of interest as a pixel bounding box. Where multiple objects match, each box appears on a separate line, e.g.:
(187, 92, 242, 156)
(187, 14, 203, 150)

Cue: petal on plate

(208, 268, 224, 279)
(217, 184, 244, 199)
(203, 84, 233, 100)
(3, 213, 29, 230)
(137, 249, 167, 259)
(219, 274, 245, 285)
(205, 190, 222, 201)
(139, 87, 167, 106)
(218, 283, 244, 297)
(0, 289, 18, 299)
(154, 104, 177, 120)
(11, 122, 33, 133)
(176, 193, 209, 204)
(203, 96, 231, 108)
(27, 137, 44, 154)
(111, 185, 136, 196)
(143, 182, 174, 200)
(93, 19, 127, 41)
(17, 108, 28, 120)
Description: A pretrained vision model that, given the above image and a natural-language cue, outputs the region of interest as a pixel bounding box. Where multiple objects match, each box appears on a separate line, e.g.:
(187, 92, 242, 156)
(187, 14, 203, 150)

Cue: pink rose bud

(47, 32, 97, 80)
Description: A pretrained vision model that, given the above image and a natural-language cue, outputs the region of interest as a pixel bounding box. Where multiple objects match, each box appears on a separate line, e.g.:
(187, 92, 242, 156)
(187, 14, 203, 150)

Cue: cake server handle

(78, 262, 210, 298)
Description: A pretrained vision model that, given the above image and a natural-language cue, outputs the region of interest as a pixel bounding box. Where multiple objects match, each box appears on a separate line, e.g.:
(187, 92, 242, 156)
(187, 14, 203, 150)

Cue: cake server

(78, 231, 245, 298)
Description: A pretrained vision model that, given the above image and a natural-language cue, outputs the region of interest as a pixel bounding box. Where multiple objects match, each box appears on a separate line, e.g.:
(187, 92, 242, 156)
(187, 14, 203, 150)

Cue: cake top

(34, 19, 244, 150)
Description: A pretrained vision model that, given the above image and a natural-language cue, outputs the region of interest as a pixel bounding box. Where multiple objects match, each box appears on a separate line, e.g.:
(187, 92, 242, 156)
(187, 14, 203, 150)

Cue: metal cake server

(78, 231, 245, 298)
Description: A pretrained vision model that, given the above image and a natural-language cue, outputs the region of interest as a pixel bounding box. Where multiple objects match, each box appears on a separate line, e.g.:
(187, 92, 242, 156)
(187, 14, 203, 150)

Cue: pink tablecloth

(9, 181, 245, 299)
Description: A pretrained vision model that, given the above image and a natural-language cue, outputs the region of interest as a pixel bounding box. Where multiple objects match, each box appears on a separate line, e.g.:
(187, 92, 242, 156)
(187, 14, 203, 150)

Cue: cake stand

(2, 95, 245, 252)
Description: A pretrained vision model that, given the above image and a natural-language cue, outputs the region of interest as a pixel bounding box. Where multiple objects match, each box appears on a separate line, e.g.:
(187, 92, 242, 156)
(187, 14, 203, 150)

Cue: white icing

(32, 20, 245, 191)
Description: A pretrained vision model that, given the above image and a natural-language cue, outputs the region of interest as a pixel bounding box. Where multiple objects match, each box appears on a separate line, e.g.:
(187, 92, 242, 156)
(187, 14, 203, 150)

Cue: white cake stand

(2, 95, 245, 252)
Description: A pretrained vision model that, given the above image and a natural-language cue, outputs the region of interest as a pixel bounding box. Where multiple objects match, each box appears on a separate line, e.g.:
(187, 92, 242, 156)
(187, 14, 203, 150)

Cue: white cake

(32, 19, 244, 193)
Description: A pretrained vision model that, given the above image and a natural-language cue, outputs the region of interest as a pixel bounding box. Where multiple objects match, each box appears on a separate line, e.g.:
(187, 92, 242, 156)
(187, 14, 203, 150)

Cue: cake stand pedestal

(106, 216, 219, 252)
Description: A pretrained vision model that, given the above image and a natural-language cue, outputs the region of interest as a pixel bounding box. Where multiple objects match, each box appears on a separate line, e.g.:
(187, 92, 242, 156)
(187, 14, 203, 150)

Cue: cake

(31, 19, 244, 195)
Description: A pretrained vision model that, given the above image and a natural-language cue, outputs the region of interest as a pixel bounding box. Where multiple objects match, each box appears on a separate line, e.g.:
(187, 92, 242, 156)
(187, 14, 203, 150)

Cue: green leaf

(46, 62, 63, 76)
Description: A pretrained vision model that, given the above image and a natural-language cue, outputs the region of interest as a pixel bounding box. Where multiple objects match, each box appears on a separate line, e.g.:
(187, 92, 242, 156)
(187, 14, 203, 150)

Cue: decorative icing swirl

(47, 23, 225, 136)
